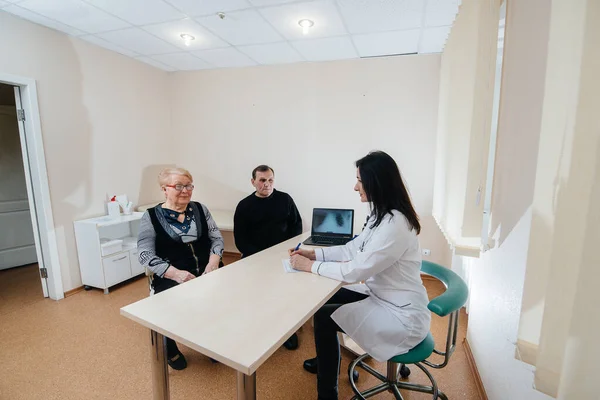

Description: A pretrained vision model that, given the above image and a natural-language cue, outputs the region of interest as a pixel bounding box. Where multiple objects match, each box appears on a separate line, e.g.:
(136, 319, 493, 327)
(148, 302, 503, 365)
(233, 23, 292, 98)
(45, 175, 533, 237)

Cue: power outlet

(422, 248, 431, 256)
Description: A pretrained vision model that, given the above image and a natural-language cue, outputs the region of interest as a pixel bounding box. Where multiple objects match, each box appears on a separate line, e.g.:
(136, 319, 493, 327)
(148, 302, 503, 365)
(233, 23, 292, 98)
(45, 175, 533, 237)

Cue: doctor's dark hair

(355, 151, 421, 234)
(252, 165, 274, 180)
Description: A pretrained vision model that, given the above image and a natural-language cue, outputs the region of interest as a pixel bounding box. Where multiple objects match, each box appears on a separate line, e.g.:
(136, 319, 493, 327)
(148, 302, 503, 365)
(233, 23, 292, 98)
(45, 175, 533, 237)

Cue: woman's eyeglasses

(165, 184, 195, 192)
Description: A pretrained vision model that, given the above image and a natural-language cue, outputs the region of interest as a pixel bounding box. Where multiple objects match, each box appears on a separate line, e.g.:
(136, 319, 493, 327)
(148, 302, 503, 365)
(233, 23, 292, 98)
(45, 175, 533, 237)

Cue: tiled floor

(0, 263, 480, 400)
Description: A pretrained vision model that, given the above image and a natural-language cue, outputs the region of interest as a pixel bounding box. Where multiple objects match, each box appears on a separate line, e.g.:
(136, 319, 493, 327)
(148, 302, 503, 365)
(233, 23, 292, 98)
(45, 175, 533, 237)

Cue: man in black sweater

(234, 164, 303, 349)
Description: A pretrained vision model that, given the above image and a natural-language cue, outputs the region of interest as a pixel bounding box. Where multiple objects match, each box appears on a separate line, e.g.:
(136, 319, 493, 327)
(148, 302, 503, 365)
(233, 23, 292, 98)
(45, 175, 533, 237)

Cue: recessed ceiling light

(179, 33, 195, 47)
(298, 19, 314, 35)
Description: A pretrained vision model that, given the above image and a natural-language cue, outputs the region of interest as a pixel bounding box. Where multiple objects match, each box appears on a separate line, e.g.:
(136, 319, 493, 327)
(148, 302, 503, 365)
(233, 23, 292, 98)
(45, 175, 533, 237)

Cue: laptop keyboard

(316, 237, 349, 246)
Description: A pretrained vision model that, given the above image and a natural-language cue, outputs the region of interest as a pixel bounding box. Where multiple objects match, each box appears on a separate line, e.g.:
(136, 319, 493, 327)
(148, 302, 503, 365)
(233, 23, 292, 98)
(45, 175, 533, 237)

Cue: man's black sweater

(234, 189, 302, 258)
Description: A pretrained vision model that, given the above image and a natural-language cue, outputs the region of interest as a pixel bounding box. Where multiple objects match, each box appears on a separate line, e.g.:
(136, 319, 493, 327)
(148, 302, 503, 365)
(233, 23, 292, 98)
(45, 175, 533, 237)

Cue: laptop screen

(311, 208, 354, 237)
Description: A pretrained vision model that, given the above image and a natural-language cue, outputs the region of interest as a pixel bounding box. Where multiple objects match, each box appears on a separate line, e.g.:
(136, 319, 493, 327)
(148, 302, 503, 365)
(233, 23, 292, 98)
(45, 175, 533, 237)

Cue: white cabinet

(74, 213, 144, 294)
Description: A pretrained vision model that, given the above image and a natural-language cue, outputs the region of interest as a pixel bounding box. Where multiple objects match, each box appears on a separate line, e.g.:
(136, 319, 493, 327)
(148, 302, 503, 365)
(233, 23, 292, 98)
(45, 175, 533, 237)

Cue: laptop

(303, 208, 354, 246)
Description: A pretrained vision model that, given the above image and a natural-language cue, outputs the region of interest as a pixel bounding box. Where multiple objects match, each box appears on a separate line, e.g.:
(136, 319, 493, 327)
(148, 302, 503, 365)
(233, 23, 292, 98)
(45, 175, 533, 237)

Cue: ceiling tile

(424, 0, 459, 27)
(419, 25, 450, 54)
(336, 0, 424, 34)
(193, 47, 257, 68)
(165, 0, 251, 17)
(352, 29, 420, 57)
(291, 36, 356, 61)
(150, 52, 212, 70)
(79, 34, 140, 57)
(17, 0, 130, 33)
(135, 56, 177, 71)
(248, 0, 300, 6)
(85, 0, 185, 26)
(238, 42, 303, 65)
(197, 9, 283, 46)
(259, 0, 347, 41)
(96, 27, 180, 55)
(143, 18, 229, 51)
(2, 4, 86, 36)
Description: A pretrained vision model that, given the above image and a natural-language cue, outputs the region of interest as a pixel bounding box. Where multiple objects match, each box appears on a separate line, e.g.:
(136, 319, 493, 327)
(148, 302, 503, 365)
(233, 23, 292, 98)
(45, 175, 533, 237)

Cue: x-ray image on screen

(312, 209, 353, 235)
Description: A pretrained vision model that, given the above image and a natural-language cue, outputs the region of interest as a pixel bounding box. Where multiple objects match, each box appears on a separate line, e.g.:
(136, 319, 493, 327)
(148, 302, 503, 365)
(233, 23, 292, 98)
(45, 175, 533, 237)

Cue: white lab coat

(311, 210, 431, 362)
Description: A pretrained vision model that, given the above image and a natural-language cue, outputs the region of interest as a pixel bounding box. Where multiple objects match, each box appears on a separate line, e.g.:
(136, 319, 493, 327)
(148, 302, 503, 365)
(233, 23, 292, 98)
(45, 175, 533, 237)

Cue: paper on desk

(282, 259, 299, 273)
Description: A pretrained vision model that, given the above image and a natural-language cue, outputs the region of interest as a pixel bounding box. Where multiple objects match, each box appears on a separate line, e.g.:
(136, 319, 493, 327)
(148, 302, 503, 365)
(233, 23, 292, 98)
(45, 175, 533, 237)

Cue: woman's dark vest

(147, 202, 211, 287)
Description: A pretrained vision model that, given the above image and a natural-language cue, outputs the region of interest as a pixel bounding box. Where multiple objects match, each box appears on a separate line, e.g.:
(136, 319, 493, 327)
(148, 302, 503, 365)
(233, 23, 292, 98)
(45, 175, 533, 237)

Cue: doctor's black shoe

(283, 333, 299, 350)
(167, 352, 187, 370)
(303, 358, 359, 382)
(303, 357, 318, 373)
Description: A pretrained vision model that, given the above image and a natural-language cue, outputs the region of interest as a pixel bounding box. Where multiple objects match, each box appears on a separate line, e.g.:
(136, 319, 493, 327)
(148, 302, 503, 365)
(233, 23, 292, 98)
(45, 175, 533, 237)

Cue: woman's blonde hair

(158, 167, 193, 188)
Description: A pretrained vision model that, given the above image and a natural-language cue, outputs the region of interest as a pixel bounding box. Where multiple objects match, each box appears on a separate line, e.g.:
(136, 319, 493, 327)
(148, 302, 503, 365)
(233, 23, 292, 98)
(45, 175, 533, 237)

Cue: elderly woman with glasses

(137, 167, 224, 370)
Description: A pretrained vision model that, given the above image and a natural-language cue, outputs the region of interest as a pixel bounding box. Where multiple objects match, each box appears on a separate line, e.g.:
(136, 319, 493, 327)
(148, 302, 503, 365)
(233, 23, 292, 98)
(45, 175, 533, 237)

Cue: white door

(12, 86, 49, 297)
(0, 104, 38, 270)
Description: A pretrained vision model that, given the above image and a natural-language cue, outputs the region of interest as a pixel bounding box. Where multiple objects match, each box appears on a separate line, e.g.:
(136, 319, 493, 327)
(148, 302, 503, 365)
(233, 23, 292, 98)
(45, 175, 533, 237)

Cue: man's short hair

(252, 165, 274, 180)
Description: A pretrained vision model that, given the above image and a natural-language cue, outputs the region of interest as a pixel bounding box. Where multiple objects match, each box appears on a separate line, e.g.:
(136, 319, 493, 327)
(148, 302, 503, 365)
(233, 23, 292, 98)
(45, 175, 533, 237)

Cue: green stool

(348, 261, 469, 399)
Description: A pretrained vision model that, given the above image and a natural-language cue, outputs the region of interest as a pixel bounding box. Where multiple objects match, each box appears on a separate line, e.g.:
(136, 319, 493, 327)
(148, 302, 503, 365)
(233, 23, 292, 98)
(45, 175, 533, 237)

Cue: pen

(294, 242, 301, 252)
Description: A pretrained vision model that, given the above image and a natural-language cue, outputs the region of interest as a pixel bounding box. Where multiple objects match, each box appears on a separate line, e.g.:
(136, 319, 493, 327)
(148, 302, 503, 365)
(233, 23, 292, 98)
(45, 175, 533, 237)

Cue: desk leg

(150, 330, 170, 400)
(236, 371, 256, 400)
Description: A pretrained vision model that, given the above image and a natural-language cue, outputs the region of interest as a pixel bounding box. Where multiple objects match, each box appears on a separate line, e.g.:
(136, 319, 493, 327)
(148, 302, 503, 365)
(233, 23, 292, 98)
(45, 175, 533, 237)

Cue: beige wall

(170, 56, 450, 267)
(1, 11, 451, 291)
(0, 12, 172, 291)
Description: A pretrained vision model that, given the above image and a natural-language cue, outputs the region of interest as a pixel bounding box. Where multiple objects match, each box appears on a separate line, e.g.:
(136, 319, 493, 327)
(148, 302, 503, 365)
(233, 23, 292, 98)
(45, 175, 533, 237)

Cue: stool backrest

(421, 261, 468, 317)
(420, 260, 469, 369)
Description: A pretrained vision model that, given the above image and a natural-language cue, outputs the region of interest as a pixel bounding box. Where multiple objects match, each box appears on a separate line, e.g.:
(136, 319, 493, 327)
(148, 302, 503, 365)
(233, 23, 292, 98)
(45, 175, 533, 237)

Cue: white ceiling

(0, 0, 459, 72)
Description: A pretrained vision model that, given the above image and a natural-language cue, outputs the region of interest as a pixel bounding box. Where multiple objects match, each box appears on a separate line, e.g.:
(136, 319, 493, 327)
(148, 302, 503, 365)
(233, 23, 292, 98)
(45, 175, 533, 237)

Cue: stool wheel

(399, 364, 411, 379)
(347, 364, 359, 382)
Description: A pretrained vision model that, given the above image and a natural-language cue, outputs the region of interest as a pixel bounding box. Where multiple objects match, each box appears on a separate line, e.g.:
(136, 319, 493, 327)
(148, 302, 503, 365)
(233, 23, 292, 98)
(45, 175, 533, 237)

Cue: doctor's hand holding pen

(288, 243, 316, 272)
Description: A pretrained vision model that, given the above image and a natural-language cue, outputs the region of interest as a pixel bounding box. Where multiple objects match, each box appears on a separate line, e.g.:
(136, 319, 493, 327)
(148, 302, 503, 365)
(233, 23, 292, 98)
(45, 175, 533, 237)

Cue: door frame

(0, 72, 64, 300)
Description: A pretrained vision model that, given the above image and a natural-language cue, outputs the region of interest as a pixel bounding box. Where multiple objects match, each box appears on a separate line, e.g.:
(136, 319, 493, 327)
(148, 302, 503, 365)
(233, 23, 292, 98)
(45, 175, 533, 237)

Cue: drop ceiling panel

(96, 27, 180, 55)
(336, 0, 424, 34)
(80, 34, 140, 57)
(1, 0, 460, 71)
(165, 0, 252, 17)
(151, 52, 212, 70)
(193, 47, 257, 68)
(238, 42, 304, 65)
(17, 0, 131, 33)
(291, 36, 356, 61)
(85, 0, 185, 26)
(143, 18, 229, 50)
(197, 9, 283, 46)
(419, 25, 451, 54)
(248, 0, 298, 6)
(353, 29, 420, 58)
(2, 4, 86, 36)
(259, 0, 347, 40)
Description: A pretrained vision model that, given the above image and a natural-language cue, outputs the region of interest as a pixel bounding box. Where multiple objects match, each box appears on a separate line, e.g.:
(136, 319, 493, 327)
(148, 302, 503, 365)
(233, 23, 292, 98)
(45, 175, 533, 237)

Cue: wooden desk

(120, 232, 341, 399)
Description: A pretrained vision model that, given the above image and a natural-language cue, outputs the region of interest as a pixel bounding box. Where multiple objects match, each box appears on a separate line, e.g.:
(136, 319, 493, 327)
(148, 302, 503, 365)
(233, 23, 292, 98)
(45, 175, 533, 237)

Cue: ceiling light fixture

(180, 33, 195, 47)
(298, 19, 314, 35)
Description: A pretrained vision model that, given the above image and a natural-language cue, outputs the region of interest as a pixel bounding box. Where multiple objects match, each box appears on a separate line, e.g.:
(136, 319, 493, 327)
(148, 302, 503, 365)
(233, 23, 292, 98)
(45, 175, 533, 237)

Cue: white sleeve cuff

(311, 261, 322, 275)
(314, 248, 326, 261)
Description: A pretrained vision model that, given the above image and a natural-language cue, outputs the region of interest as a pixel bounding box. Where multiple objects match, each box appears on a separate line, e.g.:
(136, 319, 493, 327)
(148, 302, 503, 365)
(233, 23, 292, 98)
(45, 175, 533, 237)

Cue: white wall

(169, 55, 451, 266)
(0, 11, 172, 291)
(465, 208, 551, 400)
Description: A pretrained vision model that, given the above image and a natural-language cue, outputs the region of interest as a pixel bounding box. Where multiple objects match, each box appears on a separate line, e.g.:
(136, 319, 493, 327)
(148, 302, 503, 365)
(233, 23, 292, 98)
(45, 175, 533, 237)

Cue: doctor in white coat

(290, 150, 431, 400)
